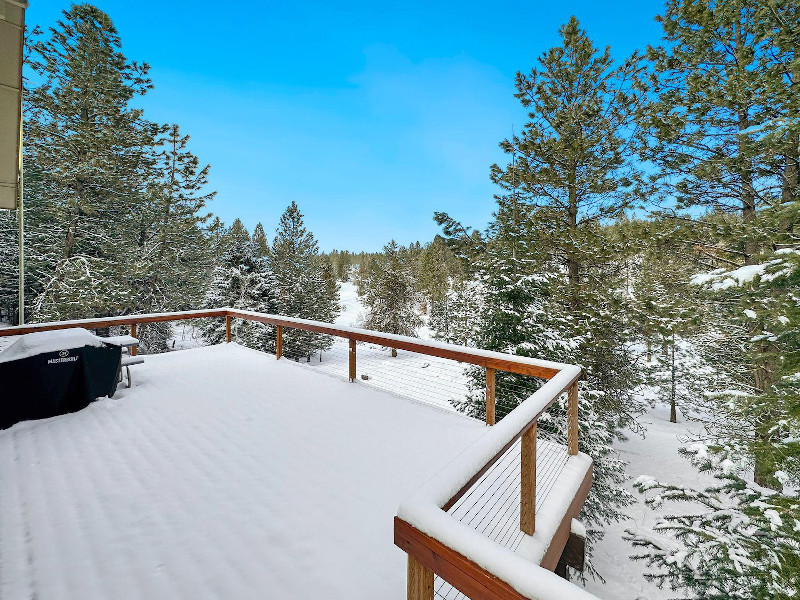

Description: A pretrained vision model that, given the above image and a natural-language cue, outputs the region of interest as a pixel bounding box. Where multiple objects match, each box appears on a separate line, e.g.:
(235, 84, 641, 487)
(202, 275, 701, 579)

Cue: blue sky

(27, 0, 665, 251)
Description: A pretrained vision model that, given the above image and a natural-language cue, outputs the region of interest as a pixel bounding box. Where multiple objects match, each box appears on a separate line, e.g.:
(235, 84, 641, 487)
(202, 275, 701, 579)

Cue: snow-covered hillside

(334, 281, 365, 328)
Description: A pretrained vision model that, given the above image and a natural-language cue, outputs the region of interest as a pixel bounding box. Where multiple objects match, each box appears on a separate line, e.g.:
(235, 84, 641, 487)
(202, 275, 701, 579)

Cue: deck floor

(0, 343, 487, 600)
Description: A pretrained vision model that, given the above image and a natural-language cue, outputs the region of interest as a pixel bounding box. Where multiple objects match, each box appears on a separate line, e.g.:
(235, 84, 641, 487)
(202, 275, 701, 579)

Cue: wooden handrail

(395, 517, 532, 600)
(225, 309, 563, 379)
(0, 309, 229, 335)
(441, 372, 578, 512)
(0, 308, 570, 379)
(394, 358, 586, 599)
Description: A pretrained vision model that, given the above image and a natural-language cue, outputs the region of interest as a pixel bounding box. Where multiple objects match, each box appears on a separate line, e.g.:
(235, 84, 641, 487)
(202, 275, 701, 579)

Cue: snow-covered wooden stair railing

(0, 308, 595, 600)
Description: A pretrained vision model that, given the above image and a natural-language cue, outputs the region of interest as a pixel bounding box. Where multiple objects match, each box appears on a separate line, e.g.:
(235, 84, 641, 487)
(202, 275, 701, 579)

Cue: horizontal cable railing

(0, 308, 594, 600)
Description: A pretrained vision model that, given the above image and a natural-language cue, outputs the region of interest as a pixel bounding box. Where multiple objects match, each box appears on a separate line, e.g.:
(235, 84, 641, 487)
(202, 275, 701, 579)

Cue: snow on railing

(0, 309, 595, 599)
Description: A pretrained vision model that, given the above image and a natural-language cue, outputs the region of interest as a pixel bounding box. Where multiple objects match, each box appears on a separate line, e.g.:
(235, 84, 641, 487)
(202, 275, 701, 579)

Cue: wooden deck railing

(0, 308, 594, 600)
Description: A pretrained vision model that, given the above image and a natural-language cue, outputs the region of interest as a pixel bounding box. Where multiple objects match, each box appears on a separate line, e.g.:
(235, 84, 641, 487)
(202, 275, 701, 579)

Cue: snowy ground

(334, 281, 365, 329)
(167, 321, 206, 351)
(0, 343, 486, 600)
(580, 400, 717, 599)
(293, 282, 470, 412)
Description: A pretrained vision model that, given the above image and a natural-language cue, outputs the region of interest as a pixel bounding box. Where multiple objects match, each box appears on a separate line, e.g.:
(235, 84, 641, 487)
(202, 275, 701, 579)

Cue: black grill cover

(0, 343, 121, 430)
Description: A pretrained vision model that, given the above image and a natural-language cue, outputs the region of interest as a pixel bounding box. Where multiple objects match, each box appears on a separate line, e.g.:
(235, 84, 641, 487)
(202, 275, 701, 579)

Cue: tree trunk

(735, 23, 758, 264)
(669, 333, 677, 423)
(567, 177, 580, 311)
(739, 116, 758, 264)
(782, 39, 800, 216)
(782, 130, 799, 214)
(752, 358, 780, 490)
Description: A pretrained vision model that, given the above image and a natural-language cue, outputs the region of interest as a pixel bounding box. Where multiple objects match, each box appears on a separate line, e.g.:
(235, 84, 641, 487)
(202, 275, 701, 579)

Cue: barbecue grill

(0, 328, 121, 429)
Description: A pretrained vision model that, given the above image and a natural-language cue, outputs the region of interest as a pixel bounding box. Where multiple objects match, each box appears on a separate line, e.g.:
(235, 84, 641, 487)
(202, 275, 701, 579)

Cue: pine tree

(251, 222, 269, 258)
(200, 221, 277, 348)
(361, 241, 421, 356)
(639, 0, 780, 263)
(754, 0, 799, 213)
(626, 196, 800, 598)
(0, 212, 19, 320)
(630, 219, 706, 422)
(329, 249, 353, 281)
(476, 16, 647, 433)
(24, 4, 160, 320)
(129, 124, 215, 352)
(436, 18, 646, 576)
(640, 0, 800, 489)
(625, 444, 800, 600)
(492, 15, 644, 310)
(443, 278, 482, 346)
(207, 216, 227, 258)
(417, 235, 461, 324)
(269, 202, 339, 359)
(353, 253, 377, 297)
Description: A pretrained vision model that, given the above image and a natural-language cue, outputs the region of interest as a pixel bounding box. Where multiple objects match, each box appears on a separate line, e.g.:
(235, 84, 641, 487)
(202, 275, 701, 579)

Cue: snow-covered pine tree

(436, 17, 646, 577)
(483, 14, 646, 429)
(319, 254, 339, 317)
(327, 249, 353, 282)
(624, 443, 800, 600)
(130, 124, 215, 353)
(24, 5, 159, 320)
(0, 212, 19, 320)
(444, 278, 482, 346)
(361, 240, 421, 356)
(201, 219, 277, 349)
(624, 211, 800, 600)
(207, 216, 227, 258)
(440, 206, 636, 580)
(637, 0, 800, 489)
(269, 202, 339, 359)
(353, 253, 376, 297)
(623, 7, 800, 594)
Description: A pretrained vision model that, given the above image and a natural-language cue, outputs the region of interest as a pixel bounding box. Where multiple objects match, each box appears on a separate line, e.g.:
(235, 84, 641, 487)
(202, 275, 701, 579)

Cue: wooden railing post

(130, 323, 138, 356)
(407, 555, 433, 600)
(349, 339, 356, 382)
(485, 367, 496, 425)
(521, 422, 536, 535)
(568, 381, 579, 456)
(276, 325, 283, 359)
(225, 315, 231, 343)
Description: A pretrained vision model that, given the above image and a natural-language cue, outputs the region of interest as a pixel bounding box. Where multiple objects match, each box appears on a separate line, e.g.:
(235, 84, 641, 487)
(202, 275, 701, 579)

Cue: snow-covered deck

(0, 331, 594, 600)
(0, 343, 490, 599)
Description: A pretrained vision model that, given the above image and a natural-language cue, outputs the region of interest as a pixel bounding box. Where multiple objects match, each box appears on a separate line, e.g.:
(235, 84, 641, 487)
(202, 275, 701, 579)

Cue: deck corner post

(485, 367, 496, 425)
(276, 325, 283, 359)
(130, 323, 138, 356)
(349, 339, 356, 381)
(407, 554, 433, 600)
(521, 422, 537, 535)
(225, 315, 232, 343)
(568, 381, 579, 456)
